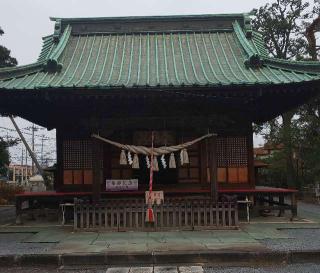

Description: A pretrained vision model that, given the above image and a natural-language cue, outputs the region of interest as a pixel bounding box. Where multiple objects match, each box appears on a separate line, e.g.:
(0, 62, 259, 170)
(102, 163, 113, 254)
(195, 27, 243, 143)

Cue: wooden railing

(73, 198, 238, 231)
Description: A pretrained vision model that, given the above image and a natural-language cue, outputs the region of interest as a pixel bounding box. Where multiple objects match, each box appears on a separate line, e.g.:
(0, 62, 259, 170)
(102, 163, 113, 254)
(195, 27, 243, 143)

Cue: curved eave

(1, 76, 320, 92)
(0, 62, 45, 81)
(263, 57, 320, 74)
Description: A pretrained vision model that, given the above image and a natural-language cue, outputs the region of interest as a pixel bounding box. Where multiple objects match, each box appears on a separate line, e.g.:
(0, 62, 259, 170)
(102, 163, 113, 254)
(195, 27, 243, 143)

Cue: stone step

(105, 266, 203, 273)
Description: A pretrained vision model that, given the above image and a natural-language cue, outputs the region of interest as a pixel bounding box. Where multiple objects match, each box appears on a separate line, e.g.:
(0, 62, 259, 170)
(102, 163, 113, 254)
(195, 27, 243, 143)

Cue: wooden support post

(92, 138, 103, 203)
(247, 127, 255, 188)
(56, 129, 63, 191)
(200, 141, 207, 184)
(209, 135, 218, 202)
(291, 193, 297, 219)
(15, 197, 22, 225)
(278, 194, 285, 217)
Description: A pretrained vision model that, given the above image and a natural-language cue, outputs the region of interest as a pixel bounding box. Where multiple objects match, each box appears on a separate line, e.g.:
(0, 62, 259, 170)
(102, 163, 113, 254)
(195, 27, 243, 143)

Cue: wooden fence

(73, 198, 238, 231)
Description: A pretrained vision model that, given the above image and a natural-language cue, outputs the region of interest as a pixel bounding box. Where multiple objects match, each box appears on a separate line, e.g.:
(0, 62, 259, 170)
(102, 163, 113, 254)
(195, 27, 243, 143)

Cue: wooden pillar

(55, 129, 63, 192)
(92, 138, 103, 202)
(247, 125, 255, 188)
(209, 135, 218, 201)
(15, 196, 22, 225)
(291, 192, 297, 219)
(200, 141, 207, 184)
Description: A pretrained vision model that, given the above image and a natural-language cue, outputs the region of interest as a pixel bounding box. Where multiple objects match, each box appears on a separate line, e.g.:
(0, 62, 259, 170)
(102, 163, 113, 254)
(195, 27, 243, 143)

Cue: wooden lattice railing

(73, 198, 238, 231)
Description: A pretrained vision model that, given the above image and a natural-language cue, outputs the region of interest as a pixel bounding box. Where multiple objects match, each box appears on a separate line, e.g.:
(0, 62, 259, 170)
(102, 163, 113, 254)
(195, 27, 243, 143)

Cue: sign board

(106, 179, 138, 191)
(145, 191, 164, 205)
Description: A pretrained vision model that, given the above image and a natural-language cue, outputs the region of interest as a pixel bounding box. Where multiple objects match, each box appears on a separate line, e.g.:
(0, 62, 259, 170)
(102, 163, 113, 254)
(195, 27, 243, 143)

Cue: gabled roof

(1, 13, 320, 90)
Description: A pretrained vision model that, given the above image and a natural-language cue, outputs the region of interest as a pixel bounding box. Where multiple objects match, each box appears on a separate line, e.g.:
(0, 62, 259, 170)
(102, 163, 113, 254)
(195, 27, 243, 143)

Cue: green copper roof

(1, 13, 320, 90)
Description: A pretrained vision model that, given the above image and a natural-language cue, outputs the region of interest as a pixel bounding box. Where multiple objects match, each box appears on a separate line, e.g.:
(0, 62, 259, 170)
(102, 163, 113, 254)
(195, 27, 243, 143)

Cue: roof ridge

(50, 13, 247, 23)
(232, 20, 262, 68)
(45, 25, 72, 72)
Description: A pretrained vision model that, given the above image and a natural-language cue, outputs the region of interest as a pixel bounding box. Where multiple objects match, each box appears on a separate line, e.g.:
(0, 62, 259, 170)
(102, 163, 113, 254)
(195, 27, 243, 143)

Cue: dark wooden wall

(55, 119, 254, 192)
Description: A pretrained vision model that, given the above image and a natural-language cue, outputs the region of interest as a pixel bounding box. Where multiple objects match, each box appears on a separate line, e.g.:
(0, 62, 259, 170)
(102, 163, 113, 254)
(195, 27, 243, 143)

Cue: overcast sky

(0, 0, 269, 164)
(1, 0, 271, 65)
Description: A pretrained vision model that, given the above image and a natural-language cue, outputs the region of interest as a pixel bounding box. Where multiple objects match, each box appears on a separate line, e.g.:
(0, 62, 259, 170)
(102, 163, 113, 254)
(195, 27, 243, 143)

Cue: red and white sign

(145, 191, 164, 205)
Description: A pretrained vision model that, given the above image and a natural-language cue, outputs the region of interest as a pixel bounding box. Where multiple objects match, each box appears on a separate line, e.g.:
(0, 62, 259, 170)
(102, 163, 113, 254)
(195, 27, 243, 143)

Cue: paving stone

(179, 266, 203, 273)
(106, 267, 130, 273)
(129, 267, 153, 273)
(154, 266, 178, 273)
(23, 230, 66, 243)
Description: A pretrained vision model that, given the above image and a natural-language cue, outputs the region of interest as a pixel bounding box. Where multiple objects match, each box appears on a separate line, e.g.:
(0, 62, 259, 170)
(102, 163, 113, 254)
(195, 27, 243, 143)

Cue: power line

(0, 126, 56, 140)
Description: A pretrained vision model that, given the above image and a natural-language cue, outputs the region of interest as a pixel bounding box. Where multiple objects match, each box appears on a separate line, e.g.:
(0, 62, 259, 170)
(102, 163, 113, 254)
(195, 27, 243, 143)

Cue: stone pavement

(0, 201, 319, 266)
(2, 264, 320, 273)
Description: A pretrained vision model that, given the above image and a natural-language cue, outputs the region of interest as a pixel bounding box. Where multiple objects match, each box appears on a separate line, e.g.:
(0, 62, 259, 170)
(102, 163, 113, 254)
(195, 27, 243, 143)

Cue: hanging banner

(106, 179, 138, 191)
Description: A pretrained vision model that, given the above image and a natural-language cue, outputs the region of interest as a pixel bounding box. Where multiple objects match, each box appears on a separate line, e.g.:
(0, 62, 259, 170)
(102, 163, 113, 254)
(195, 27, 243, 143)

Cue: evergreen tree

(252, 0, 319, 188)
(0, 27, 17, 68)
(0, 27, 18, 176)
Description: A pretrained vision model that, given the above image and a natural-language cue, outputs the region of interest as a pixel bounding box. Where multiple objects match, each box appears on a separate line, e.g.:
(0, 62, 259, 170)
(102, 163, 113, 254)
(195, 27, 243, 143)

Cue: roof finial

(53, 19, 62, 43)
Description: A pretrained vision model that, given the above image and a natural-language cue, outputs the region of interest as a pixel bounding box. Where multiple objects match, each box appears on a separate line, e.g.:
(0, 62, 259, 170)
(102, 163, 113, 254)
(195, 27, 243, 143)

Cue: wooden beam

(92, 137, 103, 202)
(209, 135, 218, 201)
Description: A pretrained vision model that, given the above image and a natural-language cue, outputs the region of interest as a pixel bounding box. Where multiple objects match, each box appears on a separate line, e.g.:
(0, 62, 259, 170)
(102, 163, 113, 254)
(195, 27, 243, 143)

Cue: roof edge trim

(233, 20, 262, 68)
(50, 13, 246, 23)
(45, 25, 72, 72)
(0, 62, 44, 81)
(263, 56, 320, 73)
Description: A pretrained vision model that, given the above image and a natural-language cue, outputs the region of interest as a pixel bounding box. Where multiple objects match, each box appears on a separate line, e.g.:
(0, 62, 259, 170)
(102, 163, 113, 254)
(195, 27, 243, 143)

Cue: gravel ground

(0, 233, 56, 255)
(0, 267, 105, 273)
(298, 201, 320, 219)
(260, 228, 320, 251)
(0, 206, 15, 225)
(205, 264, 320, 273)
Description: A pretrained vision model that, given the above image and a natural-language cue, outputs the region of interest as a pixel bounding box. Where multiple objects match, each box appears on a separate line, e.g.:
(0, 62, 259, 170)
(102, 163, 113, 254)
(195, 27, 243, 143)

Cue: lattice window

(63, 140, 92, 169)
(217, 137, 248, 167)
(217, 136, 249, 184)
(217, 138, 226, 167)
(226, 137, 247, 166)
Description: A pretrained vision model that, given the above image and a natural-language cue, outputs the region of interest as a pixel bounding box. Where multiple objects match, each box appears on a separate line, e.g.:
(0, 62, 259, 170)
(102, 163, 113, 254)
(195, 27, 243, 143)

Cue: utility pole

(21, 148, 24, 183)
(41, 134, 44, 167)
(32, 123, 35, 175)
(21, 148, 24, 166)
(10, 116, 44, 177)
(25, 148, 28, 181)
(6, 132, 9, 180)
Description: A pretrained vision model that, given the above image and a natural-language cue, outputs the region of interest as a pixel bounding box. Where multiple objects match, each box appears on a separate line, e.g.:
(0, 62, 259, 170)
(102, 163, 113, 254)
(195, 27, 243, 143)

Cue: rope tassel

(180, 149, 184, 165)
(120, 149, 127, 165)
(153, 156, 159, 172)
(169, 153, 176, 168)
(182, 149, 189, 164)
(132, 154, 139, 169)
